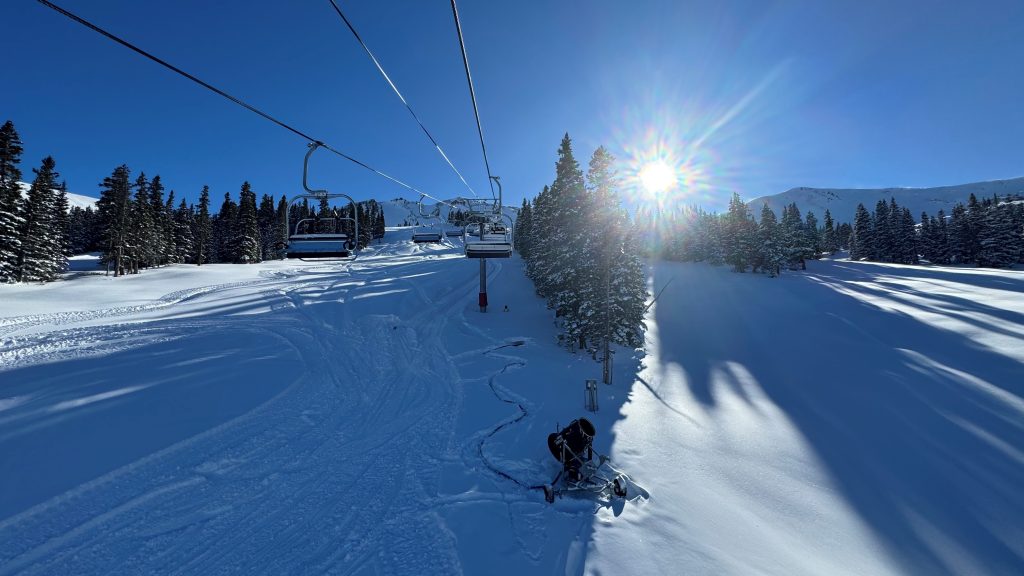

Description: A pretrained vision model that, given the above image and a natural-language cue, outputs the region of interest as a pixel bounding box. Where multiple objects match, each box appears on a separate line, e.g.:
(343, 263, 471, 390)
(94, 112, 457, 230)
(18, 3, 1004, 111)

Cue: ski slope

(1, 231, 1022, 575)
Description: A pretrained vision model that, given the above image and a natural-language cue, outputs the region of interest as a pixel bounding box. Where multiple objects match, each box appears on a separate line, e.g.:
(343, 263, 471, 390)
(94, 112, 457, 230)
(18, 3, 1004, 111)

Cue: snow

(1, 230, 1022, 575)
(748, 176, 1024, 222)
(17, 182, 98, 210)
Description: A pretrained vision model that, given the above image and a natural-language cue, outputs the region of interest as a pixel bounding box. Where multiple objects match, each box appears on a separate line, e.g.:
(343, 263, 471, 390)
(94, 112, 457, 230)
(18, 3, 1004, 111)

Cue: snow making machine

(543, 417, 634, 503)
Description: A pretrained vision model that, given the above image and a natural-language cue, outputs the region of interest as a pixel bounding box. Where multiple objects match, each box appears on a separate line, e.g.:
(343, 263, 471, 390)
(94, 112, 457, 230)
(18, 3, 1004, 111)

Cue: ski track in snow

(0, 240, 552, 575)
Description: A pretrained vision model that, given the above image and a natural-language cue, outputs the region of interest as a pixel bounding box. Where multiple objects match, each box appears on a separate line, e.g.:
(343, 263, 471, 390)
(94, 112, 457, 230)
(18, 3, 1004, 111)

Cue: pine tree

(781, 203, 808, 269)
(173, 198, 195, 263)
(723, 193, 754, 272)
(257, 193, 276, 260)
(978, 203, 1017, 268)
(212, 192, 238, 263)
(194, 186, 212, 265)
(872, 199, 891, 261)
(0, 120, 25, 282)
(162, 189, 177, 263)
(850, 203, 872, 261)
(54, 182, 71, 263)
(757, 203, 784, 276)
(273, 195, 289, 259)
(148, 175, 168, 266)
(949, 203, 968, 264)
(17, 156, 62, 282)
(821, 209, 837, 255)
(234, 182, 262, 263)
(515, 198, 533, 258)
(804, 210, 820, 259)
(934, 211, 951, 265)
(96, 165, 133, 275)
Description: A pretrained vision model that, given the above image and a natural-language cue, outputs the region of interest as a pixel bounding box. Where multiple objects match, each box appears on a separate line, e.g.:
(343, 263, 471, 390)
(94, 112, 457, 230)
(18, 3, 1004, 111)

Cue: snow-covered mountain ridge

(17, 182, 98, 210)
(747, 176, 1024, 222)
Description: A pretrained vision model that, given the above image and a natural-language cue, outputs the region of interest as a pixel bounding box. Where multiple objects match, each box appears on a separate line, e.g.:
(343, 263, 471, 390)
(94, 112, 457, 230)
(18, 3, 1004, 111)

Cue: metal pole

(479, 258, 487, 312)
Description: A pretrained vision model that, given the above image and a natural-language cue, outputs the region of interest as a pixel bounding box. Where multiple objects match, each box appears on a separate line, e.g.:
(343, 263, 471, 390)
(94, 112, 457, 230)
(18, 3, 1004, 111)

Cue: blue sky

(4, 0, 1023, 212)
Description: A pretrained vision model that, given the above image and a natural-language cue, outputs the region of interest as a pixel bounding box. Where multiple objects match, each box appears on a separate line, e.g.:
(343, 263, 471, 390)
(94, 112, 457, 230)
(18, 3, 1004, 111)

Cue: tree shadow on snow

(650, 260, 1024, 575)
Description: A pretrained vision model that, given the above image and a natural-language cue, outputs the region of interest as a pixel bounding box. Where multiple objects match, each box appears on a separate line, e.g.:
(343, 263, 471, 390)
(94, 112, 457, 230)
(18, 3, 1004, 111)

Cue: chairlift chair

(284, 143, 360, 261)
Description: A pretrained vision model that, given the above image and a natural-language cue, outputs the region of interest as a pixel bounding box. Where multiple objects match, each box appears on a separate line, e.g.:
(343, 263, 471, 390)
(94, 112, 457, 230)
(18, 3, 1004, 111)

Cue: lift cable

(327, 0, 478, 199)
(35, 0, 454, 208)
(449, 0, 496, 199)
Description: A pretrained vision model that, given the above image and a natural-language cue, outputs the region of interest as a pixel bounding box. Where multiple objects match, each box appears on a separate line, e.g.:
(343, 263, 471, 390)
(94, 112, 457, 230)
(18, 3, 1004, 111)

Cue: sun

(638, 159, 677, 195)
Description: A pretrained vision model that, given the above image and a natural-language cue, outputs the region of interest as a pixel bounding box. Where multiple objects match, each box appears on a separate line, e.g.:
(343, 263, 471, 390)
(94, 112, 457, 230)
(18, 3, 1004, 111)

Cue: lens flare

(638, 160, 677, 194)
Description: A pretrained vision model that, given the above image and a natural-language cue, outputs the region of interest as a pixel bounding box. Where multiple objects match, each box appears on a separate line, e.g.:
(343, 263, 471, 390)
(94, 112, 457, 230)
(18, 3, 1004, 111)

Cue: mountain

(18, 182, 98, 210)
(379, 196, 517, 228)
(747, 177, 1024, 222)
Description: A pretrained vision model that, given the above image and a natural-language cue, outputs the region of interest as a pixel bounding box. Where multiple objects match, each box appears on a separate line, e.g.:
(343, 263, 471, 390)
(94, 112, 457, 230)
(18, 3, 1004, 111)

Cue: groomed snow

(1, 230, 1021, 575)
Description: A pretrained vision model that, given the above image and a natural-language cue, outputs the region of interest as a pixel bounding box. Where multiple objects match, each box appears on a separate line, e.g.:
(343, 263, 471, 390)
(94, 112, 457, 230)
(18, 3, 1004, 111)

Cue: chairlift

(411, 194, 444, 243)
(285, 143, 359, 261)
(464, 176, 513, 259)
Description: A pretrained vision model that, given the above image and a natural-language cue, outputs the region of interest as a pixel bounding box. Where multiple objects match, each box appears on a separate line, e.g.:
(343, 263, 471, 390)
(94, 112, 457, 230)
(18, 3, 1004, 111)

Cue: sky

(3, 0, 1023, 212)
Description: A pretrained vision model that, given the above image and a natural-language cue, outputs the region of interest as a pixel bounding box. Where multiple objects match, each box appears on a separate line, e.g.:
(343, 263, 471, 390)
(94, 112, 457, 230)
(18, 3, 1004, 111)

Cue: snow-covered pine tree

(964, 193, 983, 263)
(821, 209, 837, 255)
(576, 146, 646, 353)
(546, 134, 591, 347)
(212, 192, 238, 263)
(194, 186, 212, 265)
(515, 198, 533, 259)
(173, 198, 195, 263)
(949, 203, 967, 264)
(524, 185, 554, 294)
(273, 195, 288, 259)
(804, 210, 819, 259)
(978, 203, 1017, 268)
(127, 173, 154, 271)
(934, 211, 951, 264)
(781, 203, 808, 269)
(17, 156, 61, 282)
(757, 203, 784, 276)
(257, 193, 276, 260)
(54, 182, 71, 264)
(850, 203, 872, 261)
(0, 120, 25, 283)
(234, 182, 262, 263)
(723, 192, 754, 272)
(898, 207, 918, 264)
(872, 199, 890, 262)
(148, 175, 168, 266)
(162, 189, 177, 264)
(96, 165, 133, 275)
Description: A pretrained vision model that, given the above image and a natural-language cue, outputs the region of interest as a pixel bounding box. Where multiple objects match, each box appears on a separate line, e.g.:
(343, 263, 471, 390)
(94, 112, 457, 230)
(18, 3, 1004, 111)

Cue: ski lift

(411, 194, 444, 243)
(464, 177, 512, 259)
(543, 417, 632, 503)
(285, 143, 359, 261)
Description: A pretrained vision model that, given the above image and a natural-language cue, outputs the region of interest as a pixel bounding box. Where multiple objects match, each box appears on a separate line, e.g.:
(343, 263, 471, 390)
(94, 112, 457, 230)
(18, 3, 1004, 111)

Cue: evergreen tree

(949, 203, 968, 264)
(96, 165, 133, 275)
(173, 198, 195, 263)
(234, 182, 262, 263)
(257, 193, 276, 260)
(781, 203, 808, 269)
(757, 203, 784, 276)
(212, 192, 238, 263)
(148, 175, 168, 266)
(850, 203, 872, 261)
(515, 198, 533, 258)
(804, 210, 820, 259)
(128, 173, 154, 270)
(934, 211, 951, 265)
(0, 120, 25, 282)
(723, 192, 754, 272)
(17, 156, 62, 282)
(162, 189, 177, 264)
(978, 203, 1017, 268)
(821, 209, 837, 255)
(273, 195, 289, 259)
(872, 199, 891, 261)
(54, 182, 71, 263)
(194, 186, 212, 265)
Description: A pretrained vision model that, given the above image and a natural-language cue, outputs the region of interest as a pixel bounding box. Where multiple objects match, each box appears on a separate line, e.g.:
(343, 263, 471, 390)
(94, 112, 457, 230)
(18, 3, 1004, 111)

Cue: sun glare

(638, 159, 677, 195)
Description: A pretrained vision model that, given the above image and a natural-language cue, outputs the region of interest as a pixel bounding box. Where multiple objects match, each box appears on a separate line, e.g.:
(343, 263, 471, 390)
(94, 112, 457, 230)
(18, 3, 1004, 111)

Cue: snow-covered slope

(748, 177, 1024, 222)
(17, 182, 98, 210)
(380, 196, 517, 227)
(1, 237, 1021, 574)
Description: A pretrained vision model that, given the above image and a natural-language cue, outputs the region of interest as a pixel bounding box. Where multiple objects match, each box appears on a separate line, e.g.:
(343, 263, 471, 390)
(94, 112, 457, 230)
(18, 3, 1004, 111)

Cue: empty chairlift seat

(411, 231, 443, 243)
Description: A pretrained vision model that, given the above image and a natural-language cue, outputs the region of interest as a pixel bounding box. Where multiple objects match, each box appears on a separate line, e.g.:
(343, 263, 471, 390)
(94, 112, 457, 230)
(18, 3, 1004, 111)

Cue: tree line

(637, 193, 851, 276)
(0, 120, 386, 282)
(851, 194, 1024, 268)
(515, 134, 648, 354)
